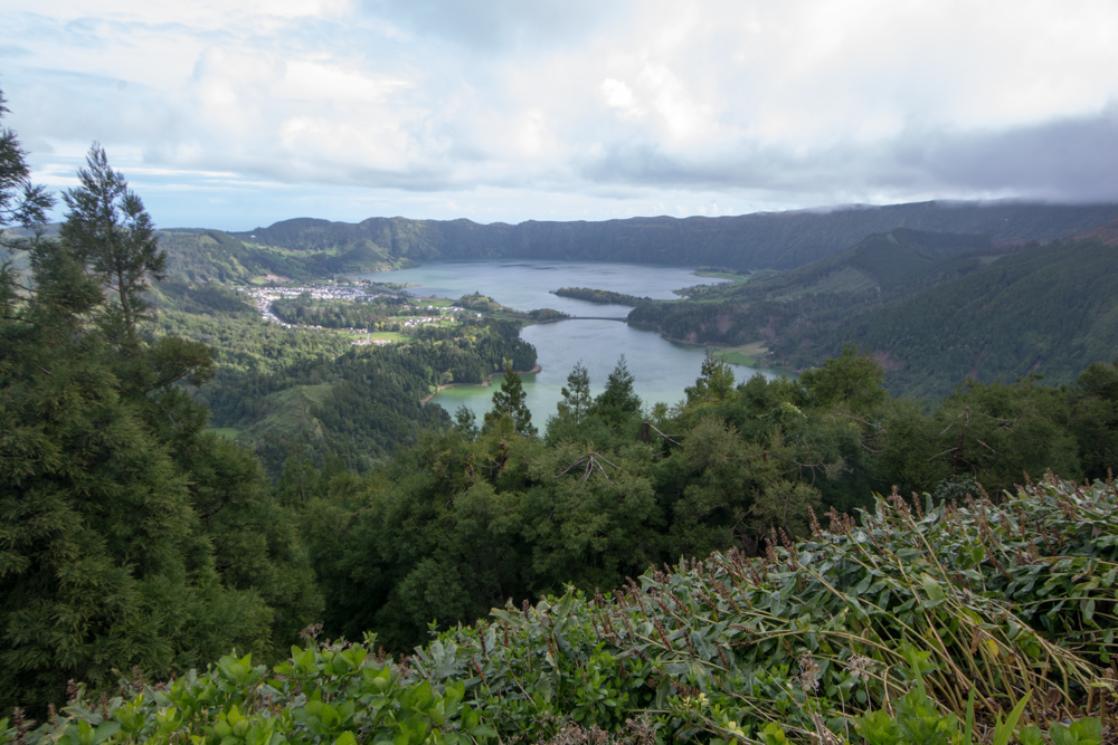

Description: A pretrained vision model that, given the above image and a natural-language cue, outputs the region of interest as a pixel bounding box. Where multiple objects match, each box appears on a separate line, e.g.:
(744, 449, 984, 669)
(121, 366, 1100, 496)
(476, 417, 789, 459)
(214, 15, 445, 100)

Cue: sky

(2, 0, 1117, 230)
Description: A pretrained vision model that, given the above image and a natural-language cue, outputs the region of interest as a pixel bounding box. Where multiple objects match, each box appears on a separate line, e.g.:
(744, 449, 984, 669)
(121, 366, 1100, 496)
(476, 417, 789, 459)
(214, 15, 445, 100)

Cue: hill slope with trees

(148, 202, 1118, 287)
(231, 202, 1118, 271)
(631, 230, 1118, 397)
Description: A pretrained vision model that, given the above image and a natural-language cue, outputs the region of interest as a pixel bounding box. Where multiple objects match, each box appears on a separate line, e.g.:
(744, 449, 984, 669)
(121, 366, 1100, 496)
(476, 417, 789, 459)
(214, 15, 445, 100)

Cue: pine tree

(60, 143, 164, 345)
(0, 118, 318, 711)
(558, 361, 592, 422)
(0, 89, 51, 237)
(685, 354, 735, 404)
(484, 362, 536, 435)
(0, 87, 53, 319)
(592, 355, 642, 428)
(453, 405, 479, 437)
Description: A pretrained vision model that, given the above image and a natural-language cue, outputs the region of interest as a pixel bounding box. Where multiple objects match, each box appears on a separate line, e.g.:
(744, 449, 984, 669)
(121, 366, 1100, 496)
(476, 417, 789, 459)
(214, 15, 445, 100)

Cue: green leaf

(992, 692, 1031, 745)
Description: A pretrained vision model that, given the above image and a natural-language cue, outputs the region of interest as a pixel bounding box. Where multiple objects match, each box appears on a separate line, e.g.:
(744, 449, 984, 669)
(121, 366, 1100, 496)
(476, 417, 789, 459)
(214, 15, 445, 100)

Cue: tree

(685, 354, 735, 405)
(0, 257, 275, 708)
(0, 116, 317, 710)
(484, 362, 536, 436)
(0, 89, 51, 237)
(453, 405, 479, 437)
(800, 346, 886, 410)
(558, 361, 592, 422)
(60, 143, 164, 344)
(592, 355, 642, 428)
(0, 87, 53, 318)
(1069, 362, 1118, 480)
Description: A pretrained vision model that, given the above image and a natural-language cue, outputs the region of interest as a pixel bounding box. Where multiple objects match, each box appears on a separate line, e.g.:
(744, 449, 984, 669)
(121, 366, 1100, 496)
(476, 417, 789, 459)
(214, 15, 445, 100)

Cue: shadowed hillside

(211, 200, 1118, 274)
(631, 230, 1118, 397)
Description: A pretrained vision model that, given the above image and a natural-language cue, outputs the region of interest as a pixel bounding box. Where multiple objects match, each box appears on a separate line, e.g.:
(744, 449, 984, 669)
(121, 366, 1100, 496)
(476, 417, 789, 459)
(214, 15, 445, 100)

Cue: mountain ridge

(630, 228, 1118, 397)
(224, 200, 1118, 272)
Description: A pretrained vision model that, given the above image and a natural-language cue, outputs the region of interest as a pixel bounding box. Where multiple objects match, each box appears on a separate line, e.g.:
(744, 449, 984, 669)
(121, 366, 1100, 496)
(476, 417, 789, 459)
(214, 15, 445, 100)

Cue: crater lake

(357, 260, 772, 423)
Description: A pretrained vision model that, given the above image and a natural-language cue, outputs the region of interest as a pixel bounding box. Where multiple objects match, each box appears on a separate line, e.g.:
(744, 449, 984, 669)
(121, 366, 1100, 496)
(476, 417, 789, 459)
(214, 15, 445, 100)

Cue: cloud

(2, 0, 1118, 229)
(908, 107, 1118, 201)
(361, 0, 613, 50)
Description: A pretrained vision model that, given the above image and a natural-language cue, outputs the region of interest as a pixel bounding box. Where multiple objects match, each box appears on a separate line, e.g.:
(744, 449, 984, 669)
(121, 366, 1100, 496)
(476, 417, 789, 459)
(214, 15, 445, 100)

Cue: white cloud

(2, 0, 1118, 228)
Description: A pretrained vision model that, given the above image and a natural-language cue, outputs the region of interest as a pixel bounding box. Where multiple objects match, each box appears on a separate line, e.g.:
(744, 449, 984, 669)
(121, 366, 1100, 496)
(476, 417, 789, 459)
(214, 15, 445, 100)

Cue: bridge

(560, 316, 628, 322)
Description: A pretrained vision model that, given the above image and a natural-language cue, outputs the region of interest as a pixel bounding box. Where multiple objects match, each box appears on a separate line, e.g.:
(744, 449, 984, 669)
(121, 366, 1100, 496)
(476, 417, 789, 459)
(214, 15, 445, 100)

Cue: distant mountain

(733, 228, 1000, 300)
(631, 229, 1118, 397)
(223, 200, 1118, 273)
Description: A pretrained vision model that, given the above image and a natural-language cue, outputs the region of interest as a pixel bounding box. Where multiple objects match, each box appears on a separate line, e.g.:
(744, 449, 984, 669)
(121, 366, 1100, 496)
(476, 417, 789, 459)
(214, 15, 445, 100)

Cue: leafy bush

(11, 476, 1116, 742)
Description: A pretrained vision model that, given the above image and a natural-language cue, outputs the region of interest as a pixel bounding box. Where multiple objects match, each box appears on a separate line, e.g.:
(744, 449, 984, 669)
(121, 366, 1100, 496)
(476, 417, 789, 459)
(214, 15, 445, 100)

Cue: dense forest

(199, 317, 536, 472)
(631, 229, 1118, 397)
(3, 89, 1118, 742)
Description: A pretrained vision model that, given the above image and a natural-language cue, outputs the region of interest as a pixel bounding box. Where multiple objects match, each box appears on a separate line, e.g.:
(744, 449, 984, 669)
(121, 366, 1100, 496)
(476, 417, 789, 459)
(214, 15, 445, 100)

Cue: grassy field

(711, 340, 769, 367)
(368, 331, 408, 343)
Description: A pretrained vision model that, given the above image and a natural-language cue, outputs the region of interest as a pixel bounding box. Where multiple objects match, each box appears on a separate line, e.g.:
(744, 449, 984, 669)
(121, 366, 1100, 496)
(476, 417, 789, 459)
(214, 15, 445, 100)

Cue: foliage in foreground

(296, 350, 1117, 652)
(11, 477, 1116, 743)
(0, 139, 321, 711)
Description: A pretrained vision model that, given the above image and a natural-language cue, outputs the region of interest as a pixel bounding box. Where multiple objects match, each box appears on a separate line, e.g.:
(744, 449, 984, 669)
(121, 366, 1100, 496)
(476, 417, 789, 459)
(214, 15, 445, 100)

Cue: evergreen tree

(1068, 362, 1118, 480)
(0, 235, 274, 709)
(685, 354, 735, 405)
(0, 89, 51, 237)
(592, 355, 642, 428)
(800, 346, 886, 410)
(60, 143, 164, 345)
(0, 87, 52, 319)
(558, 361, 592, 422)
(0, 123, 319, 710)
(484, 362, 536, 436)
(453, 405, 479, 437)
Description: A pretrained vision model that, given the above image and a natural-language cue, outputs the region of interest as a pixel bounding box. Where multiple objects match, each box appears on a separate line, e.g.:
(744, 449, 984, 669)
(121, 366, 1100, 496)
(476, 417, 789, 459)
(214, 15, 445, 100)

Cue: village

(238, 281, 477, 344)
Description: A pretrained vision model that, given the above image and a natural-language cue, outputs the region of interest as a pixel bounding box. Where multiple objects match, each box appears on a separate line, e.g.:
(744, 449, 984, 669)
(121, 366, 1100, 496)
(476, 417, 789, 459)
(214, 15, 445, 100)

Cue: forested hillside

(631, 230, 1118, 397)
(147, 202, 1118, 287)
(153, 209, 1118, 401)
(198, 318, 535, 472)
(232, 202, 1118, 271)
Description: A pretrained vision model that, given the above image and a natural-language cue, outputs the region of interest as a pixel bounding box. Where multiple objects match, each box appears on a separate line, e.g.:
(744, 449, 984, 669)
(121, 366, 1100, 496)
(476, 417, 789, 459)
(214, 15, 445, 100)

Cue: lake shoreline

(421, 363, 543, 406)
(357, 259, 771, 418)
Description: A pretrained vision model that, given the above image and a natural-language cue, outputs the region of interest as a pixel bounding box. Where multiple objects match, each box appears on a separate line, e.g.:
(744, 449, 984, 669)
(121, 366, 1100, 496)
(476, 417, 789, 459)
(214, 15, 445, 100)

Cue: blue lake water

(358, 260, 772, 423)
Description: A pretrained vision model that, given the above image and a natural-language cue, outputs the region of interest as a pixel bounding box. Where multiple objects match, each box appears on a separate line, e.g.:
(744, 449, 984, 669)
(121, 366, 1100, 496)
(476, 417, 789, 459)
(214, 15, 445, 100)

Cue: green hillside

(234, 203, 1118, 271)
(148, 202, 1118, 288)
(830, 240, 1118, 396)
(631, 232, 1118, 397)
(159, 228, 399, 284)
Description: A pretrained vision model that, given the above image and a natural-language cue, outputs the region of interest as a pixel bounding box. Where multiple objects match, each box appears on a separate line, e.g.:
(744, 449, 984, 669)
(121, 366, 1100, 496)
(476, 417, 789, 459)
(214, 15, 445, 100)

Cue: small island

(551, 286, 653, 306)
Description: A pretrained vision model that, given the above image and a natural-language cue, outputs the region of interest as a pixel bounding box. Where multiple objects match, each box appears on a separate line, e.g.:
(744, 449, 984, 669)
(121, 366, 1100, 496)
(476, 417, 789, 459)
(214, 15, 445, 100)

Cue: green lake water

(358, 260, 773, 423)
